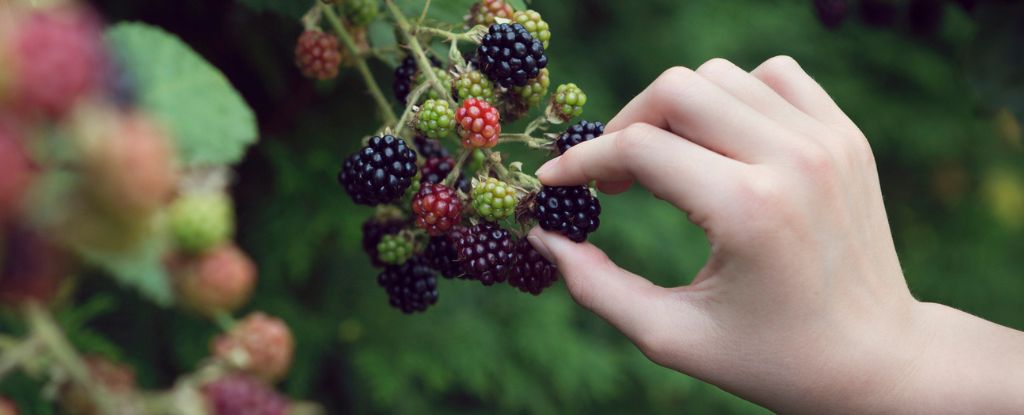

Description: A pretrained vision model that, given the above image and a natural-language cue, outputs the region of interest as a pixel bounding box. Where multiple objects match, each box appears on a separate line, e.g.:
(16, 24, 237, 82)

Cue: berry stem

(0, 334, 42, 381)
(322, 4, 398, 125)
(414, 26, 481, 43)
(443, 149, 472, 188)
(300, 3, 323, 31)
(384, 0, 456, 107)
(394, 83, 430, 131)
(498, 133, 550, 150)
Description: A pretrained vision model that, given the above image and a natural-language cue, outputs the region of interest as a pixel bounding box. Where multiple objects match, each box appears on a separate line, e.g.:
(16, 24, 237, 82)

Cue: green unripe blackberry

(416, 99, 455, 139)
(454, 70, 495, 104)
(376, 234, 414, 265)
(168, 192, 235, 254)
(551, 83, 586, 121)
(513, 10, 551, 49)
(512, 68, 549, 108)
(471, 178, 518, 221)
(343, 0, 379, 26)
(415, 67, 453, 101)
(403, 171, 422, 200)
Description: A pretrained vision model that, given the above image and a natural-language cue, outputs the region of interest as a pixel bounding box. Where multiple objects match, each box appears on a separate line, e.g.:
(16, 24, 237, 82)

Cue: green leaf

(105, 23, 258, 167)
(235, 0, 309, 20)
(396, 0, 477, 25)
(506, 0, 527, 11)
(76, 234, 174, 307)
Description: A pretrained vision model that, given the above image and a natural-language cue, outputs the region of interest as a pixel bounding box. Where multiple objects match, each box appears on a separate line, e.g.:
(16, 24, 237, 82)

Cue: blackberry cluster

(556, 120, 604, 154)
(337, 135, 418, 205)
(202, 375, 289, 415)
(475, 23, 548, 88)
(533, 186, 601, 242)
(377, 256, 439, 313)
(362, 218, 405, 266)
(509, 238, 558, 295)
(423, 227, 465, 279)
(453, 222, 514, 285)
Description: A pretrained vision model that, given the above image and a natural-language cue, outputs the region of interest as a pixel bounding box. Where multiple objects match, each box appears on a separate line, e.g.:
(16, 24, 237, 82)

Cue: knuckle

(616, 123, 656, 159)
(792, 145, 835, 176)
(654, 66, 701, 99)
(762, 55, 801, 74)
(696, 58, 736, 76)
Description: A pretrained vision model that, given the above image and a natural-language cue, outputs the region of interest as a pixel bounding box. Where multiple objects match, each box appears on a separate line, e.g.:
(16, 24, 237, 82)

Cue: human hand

(529, 56, 926, 413)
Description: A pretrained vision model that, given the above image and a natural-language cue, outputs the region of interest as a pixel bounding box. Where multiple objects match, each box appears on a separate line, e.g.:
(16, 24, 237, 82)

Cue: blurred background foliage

(5, 0, 1022, 413)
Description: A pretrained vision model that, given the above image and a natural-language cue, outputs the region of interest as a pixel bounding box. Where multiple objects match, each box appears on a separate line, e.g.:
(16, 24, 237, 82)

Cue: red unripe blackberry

(202, 375, 289, 415)
(9, 7, 104, 119)
(377, 256, 439, 313)
(533, 186, 601, 243)
(338, 135, 418, 206)
(0, 122, 35, 223)
(169, 244, 256, 317)
(509, 238, 558, 295)
(813, 0, 849, 29)
(211, 312, 294, 382)
(294, 30, 342, 80)
(411, 183, 462, 236)
(556, 120, 605, 155)
(0, 223, 69, 304)
(453, 222, 514, 285)
(456, 97, 501, 149)
(362, 218, 405, 267)
(475, 23, 548, 88)
(465, 0, 514, 27)
(423, 226, 466, 279)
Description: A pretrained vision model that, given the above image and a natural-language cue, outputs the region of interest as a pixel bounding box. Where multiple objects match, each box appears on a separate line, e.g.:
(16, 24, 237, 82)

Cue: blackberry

(343, 0, 379, 26)
(476, 23, 548, 88)
(456, 97, 501, 149)
(454, 222, 514, 285)
(202, 375, 289, 415)
(411, 183, 463, 235)
(376, 233, 414, 265)
(377, 256, 439, 313)
(471, 177, 518, 221)
(813, 0, 849, 29)
(338, 135, 418, 206)
(860, 0, 900, 27)
(362, 218, 405, 266)
(533, 186, 601, 242)
(453, 70, 495, 104)
(512, 10, 551, 49)
(393, 56, 418, 103)
(169, 244, 256, 317)
(295, 30, 342, 80)
(512, 67, 550, 108)
(551, 83, 587, 121)
(211, 312, 294, 382)
(556, 120, 605, 154)
(415, 99, 455, 139)
(509, 238, 558, 295)
(168, 192, 235, 254)
(423, 226, 465, 278)
(414, 136, 450, 159)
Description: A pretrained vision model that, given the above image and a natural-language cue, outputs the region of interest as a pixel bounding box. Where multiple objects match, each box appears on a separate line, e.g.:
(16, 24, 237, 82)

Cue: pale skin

(527, 56, 1024, 414)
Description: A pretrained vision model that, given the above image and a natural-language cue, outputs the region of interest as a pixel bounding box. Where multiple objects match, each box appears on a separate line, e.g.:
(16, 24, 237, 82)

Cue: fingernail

(527, 235, 555, 263)
(535, 158, 558, 178)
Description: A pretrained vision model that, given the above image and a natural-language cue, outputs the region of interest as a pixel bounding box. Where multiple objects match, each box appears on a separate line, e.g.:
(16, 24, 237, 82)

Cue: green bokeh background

(7, 0, 1024, 413)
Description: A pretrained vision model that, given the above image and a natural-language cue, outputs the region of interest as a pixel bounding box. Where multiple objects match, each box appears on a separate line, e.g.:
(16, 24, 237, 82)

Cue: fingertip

(534, 157, 561, 184)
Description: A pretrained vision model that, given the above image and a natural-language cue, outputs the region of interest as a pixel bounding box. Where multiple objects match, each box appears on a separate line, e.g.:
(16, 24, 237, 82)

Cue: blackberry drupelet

(475, 23, 548, 88)
(362, 218, 405, 267)
(423, 226, 465, 278)
(411, 183, 463, 235)
(556, 120, 604, 154)
(337, 135, 418, 206)
(454, 222, 514, 285)
(510, 238, 558, 295)
(533, 186, 601, 242)
(202, 375, 289, 415)
(377, 256, 439, 313)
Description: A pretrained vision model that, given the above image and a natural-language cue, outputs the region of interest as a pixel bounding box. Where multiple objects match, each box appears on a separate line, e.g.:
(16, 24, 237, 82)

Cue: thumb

(528, 227, 673, 342)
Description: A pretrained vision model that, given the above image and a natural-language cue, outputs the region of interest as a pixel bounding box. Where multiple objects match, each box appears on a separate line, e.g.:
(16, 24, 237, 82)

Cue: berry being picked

(0, 224, 70, 305)
(414, 66, 453, 101)
(8, 7, 104, 119)
(533, 185, 601, 243)
(338, 134, 418, 206)
(550, 83, 587, 121)
(471, 177, 518, 221)
(168, 192, 235, 254)
(411, 183, 462, 236)
(202, 375, 289, 415)
(414, 136, 450, 159)
(512, 10, 551, 49)
(362, 217, 405, 266)
(169, 244, 256, 317)
(342, 0, 379, 26)
(465, 0, 514, 28)
(59, 356, 137, 415)
(456, 97, 501, 149)
(512, 67, 550, 108)
(509, 238, 557, 295)
(295, 30, 342, 80)
(377, 256, 439, 313)
(211, 312, 294, 382)
(423, 227, 465, 278)
(813, 0, 849, 29)
(454, 222, 514, 285)
(475, 23, 548, 88)
(376, 233, 414, 265)
(556, 120, 605, 154)
(0, 122, 35, 223)
(453, 70, 495, 104)
(415, 99, 455, 139)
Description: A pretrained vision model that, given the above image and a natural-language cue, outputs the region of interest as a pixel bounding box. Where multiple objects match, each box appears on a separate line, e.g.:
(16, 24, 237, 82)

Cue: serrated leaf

(105, 23, 258, 167)
(235, 0, 309, 20)
(76, 234, 174, 307)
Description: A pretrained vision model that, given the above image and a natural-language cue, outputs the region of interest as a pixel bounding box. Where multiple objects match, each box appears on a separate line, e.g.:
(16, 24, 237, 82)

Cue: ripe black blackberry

(414, 135, 450, 159)
(813, 0, 849, 29)
(475, 23, 548, 88)
(556, 120, 605, 154)
(393, 55, 441, 103)
(453, 222, 514, 285)
(423, 226, 466, 278)
(337, 135, 418, 206)
(533, 186, 601, 243)
(362, 218, 406, 267)
(509, 238, 558, 295)
(377, 256, 439, 314)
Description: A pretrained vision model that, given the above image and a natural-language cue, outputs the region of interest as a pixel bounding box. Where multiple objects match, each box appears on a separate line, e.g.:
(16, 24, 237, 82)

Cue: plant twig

(385, 0, 455, 107)
(443, 149, 472, 188)
(323, 4, 398, 125)
(0, 334, 42, 381)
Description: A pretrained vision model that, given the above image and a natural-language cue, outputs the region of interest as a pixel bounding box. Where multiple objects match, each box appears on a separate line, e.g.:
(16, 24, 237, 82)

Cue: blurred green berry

(169, 192, 235, 254)
(343, 0, 379, 26)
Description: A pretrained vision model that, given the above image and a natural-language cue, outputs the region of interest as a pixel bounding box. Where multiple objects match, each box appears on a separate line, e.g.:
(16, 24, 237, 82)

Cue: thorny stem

(443, 149, 472, 188)
(394, 82, 430, 132)
(417, 0, 431, 26)
(322, 4, 398, 125)
(385, 0, 456, 107)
